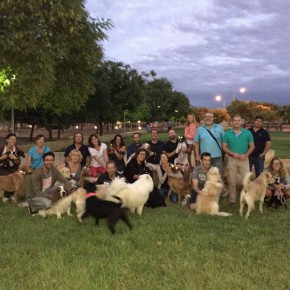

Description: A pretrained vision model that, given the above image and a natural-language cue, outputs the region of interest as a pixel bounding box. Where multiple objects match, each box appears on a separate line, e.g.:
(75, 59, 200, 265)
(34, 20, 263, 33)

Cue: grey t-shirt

(192, 164, 212, 190)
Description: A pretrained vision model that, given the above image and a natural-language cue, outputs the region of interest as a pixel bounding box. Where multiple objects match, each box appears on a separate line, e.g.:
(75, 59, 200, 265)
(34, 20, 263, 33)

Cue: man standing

(96, 161, 122, 185)
(248, 116, 271, 177)
(188, 152, 212, 210)
(64, 132, 90, 167)
(194, 112, 224, 173)
(146, 129, 165, 171)
(28, 152, 71, 215)
(127, 132, 142, 161)
(222, 115, 255, 205)
(165, 129, 179, 164)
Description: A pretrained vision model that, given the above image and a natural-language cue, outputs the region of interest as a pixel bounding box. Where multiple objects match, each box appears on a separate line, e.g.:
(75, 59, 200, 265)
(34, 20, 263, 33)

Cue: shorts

(89, 166, 106, 177)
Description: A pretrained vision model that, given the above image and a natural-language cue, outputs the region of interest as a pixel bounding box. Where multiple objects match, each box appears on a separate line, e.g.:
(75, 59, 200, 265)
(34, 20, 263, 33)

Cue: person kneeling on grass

(188, 152, 212, 210)
(27, 152, 71, 215)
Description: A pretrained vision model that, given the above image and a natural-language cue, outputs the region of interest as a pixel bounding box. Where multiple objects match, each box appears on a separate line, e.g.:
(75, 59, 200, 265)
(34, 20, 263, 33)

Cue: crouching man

(27, 152, 71, 215)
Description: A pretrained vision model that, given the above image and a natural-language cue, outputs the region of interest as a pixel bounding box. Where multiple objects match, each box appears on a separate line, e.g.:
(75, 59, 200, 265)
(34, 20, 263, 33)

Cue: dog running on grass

(81, 182, 132, 235)
(239, 171, 275, 219)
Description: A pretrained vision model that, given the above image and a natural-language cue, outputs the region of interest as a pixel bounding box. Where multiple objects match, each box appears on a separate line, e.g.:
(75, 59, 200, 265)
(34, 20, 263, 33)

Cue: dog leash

(274, 190, 286, 205)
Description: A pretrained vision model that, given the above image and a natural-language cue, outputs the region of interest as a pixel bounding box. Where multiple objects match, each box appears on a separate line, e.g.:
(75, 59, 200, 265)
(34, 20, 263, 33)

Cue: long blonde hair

(186, 113, 199, 127)
(268, 157, 288, 178)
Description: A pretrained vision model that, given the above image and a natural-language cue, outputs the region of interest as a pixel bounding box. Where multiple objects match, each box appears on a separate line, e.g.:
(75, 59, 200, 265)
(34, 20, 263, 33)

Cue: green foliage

(0, 0, 112, 111)
(278, 105, 290, 123)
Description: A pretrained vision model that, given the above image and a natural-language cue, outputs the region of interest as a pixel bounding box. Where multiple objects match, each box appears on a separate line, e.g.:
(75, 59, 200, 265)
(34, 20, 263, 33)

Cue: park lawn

(0, 199, 289, 290)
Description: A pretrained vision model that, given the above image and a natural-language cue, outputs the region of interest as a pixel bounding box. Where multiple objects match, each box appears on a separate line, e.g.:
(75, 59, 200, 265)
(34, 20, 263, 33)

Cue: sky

(85, 0, 290, 108)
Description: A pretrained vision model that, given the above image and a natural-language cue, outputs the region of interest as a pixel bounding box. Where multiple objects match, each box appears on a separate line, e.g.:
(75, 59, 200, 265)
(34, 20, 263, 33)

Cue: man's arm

(192, 179, 203, 195)
(239, 142, 255, 160)
(260, 141, 271, 157)
(222, 143, 239, 159)
(194, 142, 200, 161)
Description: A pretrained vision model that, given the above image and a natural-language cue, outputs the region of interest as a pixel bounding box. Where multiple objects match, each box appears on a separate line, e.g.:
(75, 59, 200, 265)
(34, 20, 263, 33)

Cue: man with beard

(164, 129, 179, 164)
(127, 132, 142, 161)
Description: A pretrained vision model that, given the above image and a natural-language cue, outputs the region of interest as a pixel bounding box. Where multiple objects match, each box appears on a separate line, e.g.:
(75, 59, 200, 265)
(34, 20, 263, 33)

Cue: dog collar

(86, 192, 96, 198)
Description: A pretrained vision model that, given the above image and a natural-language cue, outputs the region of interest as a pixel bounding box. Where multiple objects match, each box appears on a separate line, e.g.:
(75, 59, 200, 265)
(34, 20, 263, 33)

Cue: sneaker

(28, 206, 38, 216)
(18, 201, 29, 208)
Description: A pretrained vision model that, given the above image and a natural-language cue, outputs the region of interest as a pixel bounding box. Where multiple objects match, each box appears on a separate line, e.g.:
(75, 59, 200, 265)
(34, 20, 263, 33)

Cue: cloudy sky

(85, 0, 290, 108)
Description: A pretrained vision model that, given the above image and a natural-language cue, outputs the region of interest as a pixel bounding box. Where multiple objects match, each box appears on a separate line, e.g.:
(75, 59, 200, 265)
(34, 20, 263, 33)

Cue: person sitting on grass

(108, 134, 126, 174)
(96, 160, 123, 185)
(27, 152, 71, 215)
(188, 152, 213, 210)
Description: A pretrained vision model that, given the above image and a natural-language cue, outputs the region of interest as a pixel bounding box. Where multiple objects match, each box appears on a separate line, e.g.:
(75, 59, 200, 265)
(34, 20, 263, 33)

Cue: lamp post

(215, 95, 225, 110)
(232, 87, 246, 101)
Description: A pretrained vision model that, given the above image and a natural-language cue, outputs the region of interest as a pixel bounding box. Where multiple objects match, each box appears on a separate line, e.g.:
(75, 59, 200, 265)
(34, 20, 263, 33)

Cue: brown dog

(167, 174, 191, 203)
(0, 171, 25, 202)
(240, 171, 275, 219)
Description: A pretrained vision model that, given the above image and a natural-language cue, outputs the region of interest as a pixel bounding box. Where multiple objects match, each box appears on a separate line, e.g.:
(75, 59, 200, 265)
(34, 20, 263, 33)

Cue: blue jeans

(188, 188, 198, 204)
(249, 156, 264, 177)
(159, 188, 178, 203)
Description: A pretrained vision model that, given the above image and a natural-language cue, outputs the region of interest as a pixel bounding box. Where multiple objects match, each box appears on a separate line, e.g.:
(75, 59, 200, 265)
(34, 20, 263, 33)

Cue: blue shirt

(28, 146, 51, 169)
(194, 124, 224, 158)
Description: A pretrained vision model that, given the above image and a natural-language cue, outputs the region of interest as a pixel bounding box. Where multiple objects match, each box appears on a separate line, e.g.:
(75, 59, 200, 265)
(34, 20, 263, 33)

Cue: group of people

(1, 112, 289, 215)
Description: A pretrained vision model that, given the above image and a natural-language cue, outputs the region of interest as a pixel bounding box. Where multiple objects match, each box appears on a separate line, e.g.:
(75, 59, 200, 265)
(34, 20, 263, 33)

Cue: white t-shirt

(89, 143, 107, 168)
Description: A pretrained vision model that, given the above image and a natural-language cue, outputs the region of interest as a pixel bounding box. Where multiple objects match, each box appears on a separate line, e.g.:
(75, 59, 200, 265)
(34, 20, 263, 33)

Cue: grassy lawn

(1, 130, 289, 289)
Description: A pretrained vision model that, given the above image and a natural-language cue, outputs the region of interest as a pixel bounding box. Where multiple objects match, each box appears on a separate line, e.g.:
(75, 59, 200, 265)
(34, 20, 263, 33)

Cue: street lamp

(215, 95, 225, 109)
(232, 87, 246, 101)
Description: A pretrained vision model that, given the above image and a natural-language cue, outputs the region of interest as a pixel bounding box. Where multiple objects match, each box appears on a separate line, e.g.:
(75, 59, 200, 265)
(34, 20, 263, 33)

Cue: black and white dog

(81, 182, 133, 235)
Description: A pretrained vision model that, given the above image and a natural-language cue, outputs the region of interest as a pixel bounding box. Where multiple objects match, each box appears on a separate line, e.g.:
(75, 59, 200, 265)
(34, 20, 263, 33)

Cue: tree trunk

(29, 124, 35, 141)
(98, 120, 103, 136)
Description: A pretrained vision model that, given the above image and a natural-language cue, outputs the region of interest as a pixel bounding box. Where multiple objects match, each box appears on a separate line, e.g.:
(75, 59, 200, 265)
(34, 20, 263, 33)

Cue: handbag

(205, 128, 225, 161)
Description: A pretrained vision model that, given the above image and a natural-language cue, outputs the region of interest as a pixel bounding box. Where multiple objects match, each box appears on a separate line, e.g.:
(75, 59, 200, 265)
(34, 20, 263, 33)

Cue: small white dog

(174, 137, 189, 169)
(110, 174, 154, 215)
(38, 187, 87, 220)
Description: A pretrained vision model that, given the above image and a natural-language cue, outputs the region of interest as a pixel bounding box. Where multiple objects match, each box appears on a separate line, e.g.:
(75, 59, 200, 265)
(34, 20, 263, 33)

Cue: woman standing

(108, 134, 126, 174)
(184, 113, 198, 168)
(88, 134, 108, 177)
(24, 134, 51, 170)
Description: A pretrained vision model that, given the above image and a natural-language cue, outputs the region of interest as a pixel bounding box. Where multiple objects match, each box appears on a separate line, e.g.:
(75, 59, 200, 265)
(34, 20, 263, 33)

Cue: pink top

(184, 123, 197, 141)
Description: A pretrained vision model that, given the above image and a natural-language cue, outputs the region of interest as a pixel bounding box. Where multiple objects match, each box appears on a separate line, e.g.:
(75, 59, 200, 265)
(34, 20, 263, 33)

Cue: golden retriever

(0, 170, 27, 202)
(196, 167, 232, 217)
(167, 174, 191, 203)
(38, 187, 87, 220)
(239, 171, 275, 219)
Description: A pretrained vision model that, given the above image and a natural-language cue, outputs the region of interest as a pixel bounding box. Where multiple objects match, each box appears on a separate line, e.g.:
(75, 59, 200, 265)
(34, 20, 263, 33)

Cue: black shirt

(123, 158, 145, 183)
(96, 172, 123, 185)
(146, 140, 165, 164)
(165, 140, 179, 164)
(248, 127, 271, 157)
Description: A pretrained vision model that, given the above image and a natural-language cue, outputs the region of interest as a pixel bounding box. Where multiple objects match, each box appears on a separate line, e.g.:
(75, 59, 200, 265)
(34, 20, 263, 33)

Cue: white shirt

(89, 143, 107, 167)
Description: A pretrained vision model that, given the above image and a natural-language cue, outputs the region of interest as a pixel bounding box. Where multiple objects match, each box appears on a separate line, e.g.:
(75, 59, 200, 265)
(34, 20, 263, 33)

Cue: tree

(0, 0, 112, 118)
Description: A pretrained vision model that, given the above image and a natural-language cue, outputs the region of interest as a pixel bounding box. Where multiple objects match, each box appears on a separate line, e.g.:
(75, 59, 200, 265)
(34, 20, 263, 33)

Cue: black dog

(266, 190, 287, 209)
(81, 182, 133, 235)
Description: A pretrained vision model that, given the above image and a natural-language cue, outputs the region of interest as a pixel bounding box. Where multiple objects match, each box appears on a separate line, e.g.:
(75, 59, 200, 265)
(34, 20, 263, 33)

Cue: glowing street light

(215, 95, 225, 110)
(232, 87, 246, 101)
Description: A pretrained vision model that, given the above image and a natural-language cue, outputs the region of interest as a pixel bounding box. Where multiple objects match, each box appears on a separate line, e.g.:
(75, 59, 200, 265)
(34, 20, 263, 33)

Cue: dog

(174, 136, 189, 169)
(167, 173, 191, 203)
(51, 185, 67, 203)
(146, 185, 166, 208)
(110, 174, 154, 215)
(81, 182, 132, 235)
(239, 171, 275, 219)
(59, 167, 71, 179)
(0, 170, 26, 202)
(266, 190, 287, 209)
(38, 187, 87, 219)
(196, 167, 232, 217)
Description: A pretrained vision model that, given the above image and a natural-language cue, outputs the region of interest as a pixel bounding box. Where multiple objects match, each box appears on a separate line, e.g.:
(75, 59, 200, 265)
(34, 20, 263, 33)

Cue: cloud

(86, 0, 290, 107)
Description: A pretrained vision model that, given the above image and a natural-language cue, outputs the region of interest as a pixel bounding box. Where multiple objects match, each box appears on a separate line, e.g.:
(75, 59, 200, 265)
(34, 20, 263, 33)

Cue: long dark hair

(88, 134, 101, 148)
(113, 134, 125, 147)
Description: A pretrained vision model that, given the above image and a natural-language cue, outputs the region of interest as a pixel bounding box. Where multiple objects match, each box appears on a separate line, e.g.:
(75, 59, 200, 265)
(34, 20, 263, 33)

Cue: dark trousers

(249, 156, 264, 177)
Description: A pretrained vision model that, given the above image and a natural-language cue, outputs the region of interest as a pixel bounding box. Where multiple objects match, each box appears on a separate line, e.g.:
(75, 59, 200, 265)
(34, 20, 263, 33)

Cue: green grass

(1, 199, 289, 290)
(268, 131, 290, 158)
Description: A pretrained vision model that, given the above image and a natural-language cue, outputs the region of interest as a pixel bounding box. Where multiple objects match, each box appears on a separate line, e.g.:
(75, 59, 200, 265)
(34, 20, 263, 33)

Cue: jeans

(159, 188, 178, 203)
(249, 156, 264, 177)
(188, 188, 198, 204)
(211, 157, 223, 177)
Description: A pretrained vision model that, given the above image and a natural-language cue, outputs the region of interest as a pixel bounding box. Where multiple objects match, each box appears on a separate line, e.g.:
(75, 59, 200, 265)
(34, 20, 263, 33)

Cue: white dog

(174, 141, 189, 169)
(38, 187, 87, 220)
(196, 167, 232, 217)
(110, 174, 154, 215)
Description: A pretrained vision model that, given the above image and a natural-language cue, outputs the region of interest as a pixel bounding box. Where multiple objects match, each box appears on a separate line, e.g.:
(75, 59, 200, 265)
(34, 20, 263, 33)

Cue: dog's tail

(214, 212, 232, 217)
(111, 195, 123, 205)
(243, 172, 253, 188)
